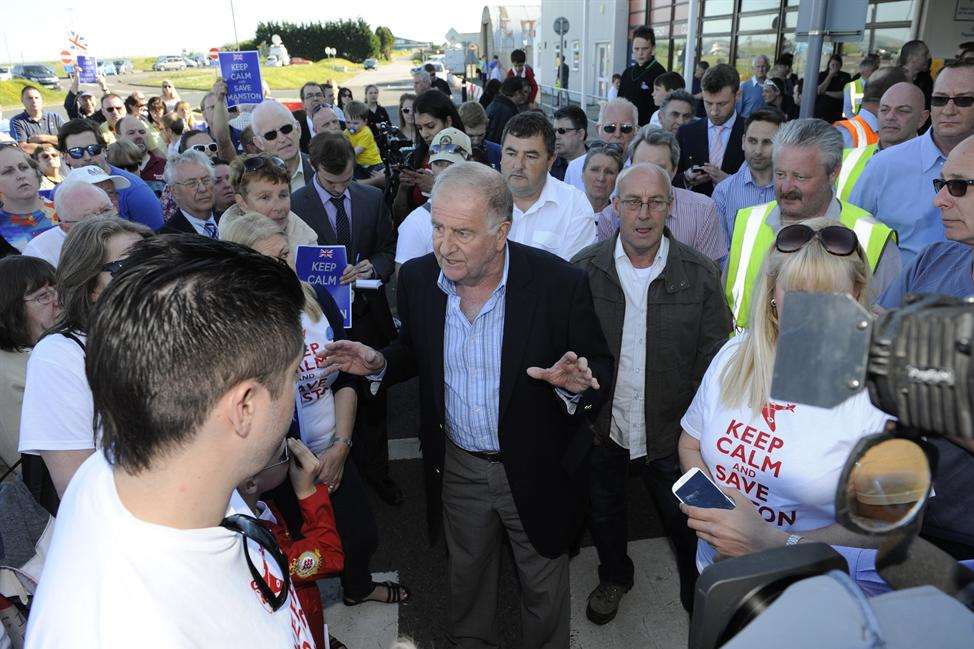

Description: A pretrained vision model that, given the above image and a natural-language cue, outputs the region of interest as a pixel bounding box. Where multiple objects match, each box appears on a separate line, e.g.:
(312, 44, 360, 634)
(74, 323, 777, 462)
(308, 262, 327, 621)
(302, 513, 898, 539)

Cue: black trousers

(588, 439, 698, 612)
(330, 459, 380, 599)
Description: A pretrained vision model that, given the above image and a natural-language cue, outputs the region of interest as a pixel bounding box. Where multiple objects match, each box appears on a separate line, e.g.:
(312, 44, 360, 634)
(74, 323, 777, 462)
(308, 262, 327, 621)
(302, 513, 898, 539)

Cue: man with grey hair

(159, 149, 218, 236)
(23, 182, 116, 266)
(564, 97, 640, 192)
(724, 118, 899, 328)
(321, 161, 614, 649)
(658, 90, 697, 136)
(573, 162, 732, 622)
(413, 69, 432, 95)
(626, 126, 728, 262)
(248, 99, 314, 192)
(737, 55, 769, 118)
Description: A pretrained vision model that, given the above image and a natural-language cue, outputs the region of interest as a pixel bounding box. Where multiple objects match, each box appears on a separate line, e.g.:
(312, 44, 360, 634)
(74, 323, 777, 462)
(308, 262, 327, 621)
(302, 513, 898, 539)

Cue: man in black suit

(677, 63, 746, 197)
(291, 132, 402, 504)
(158, 150, 219, 236)
(321, 162, 614, 648)
(485, 76, 525, 144)
(618, 25, 667, 126)
(291, 82, 326, 154)
(250, 100, 315, 193)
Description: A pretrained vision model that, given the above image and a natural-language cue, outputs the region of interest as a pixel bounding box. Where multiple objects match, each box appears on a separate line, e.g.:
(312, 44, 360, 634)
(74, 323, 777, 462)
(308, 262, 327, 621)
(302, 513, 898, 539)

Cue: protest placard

(294, 245, 352, 329)
(218, 51, 264, 108)
(76, 55, 97, 83)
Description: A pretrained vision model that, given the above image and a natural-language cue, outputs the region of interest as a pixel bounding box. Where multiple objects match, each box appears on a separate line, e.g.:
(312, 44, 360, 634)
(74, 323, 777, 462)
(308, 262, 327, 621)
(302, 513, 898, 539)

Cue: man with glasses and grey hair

(159, 149, 218, 236)
(725, 118, 898, 329)
(573, 162, 732, 622)
(23, 182, 116, 266)
(249, 99, 314, 192)
(564, 97, 640, 192)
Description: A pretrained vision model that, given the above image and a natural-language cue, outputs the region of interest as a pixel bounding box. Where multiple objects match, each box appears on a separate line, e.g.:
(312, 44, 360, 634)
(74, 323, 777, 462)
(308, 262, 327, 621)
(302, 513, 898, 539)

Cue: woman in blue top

(0, 144, 56, 252)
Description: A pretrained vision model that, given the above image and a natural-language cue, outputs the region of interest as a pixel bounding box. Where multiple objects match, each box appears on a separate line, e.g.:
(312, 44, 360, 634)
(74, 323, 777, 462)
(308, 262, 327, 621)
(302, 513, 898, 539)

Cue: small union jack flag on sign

(232, 53, 245, 61)
(319, 249, 334, 258)
(68, 31, 88, 51)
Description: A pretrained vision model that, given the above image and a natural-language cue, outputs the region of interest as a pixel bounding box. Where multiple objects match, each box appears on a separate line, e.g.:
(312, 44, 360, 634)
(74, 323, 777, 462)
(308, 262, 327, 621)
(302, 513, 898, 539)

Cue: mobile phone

(672, 468, 735, 509)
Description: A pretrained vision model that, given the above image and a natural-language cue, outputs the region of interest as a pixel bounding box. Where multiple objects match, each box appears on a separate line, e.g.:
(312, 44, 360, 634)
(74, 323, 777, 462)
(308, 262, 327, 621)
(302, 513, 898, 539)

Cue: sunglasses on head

(775, 223, 858, 256)
(220, 514, 291, 612)
(589, 142, 624, 153)
(66, 144, 103, 159)
(931, 95, 974, 108)
(601, 123, 635, 135)
(933, 178, 974, 197)
(243, 155, 287, 173)
(262, 123, 295, 141)
(191, 143, 218, 153)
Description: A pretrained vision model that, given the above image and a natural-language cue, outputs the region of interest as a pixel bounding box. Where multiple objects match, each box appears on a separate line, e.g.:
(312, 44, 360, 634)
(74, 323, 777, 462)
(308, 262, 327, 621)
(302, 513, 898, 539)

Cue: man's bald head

(878, 81, 929, 148)
(935, 134, 974, 245)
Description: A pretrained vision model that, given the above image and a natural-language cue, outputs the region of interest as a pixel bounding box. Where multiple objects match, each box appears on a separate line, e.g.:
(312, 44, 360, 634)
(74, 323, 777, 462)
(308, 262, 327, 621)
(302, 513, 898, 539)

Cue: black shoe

(370, 476, 405, 506)
(586, 582, 629, 625)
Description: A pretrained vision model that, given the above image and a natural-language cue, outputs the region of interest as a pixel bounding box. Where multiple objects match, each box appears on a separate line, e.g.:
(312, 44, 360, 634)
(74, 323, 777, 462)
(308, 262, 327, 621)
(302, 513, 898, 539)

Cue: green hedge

(254, 19, 380, 63)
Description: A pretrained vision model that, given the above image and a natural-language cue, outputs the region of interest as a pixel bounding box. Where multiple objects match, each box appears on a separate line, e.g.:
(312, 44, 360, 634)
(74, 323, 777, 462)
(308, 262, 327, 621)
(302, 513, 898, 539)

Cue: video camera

(373, 121, 416, 173)
(689, 293, 974, 649)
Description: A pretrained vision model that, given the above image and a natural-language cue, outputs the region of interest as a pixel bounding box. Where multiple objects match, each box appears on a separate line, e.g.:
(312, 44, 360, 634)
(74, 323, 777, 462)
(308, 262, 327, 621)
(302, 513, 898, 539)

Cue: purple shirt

(312, 176, 351, 234)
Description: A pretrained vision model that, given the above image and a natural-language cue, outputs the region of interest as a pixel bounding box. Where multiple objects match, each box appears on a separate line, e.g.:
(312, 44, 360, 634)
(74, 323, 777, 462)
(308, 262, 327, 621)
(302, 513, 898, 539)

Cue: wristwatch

(335, 436, 353, 449)
(785, 534, 804, 546)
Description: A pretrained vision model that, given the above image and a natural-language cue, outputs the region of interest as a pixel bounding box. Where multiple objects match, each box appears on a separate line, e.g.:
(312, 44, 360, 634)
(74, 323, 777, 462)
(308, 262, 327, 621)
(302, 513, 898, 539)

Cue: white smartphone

(672, 467, 735, 510)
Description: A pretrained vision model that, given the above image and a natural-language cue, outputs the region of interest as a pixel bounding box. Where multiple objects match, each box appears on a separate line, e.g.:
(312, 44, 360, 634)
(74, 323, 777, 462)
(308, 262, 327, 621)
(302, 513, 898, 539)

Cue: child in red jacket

(239, 438, 345, 649)
(508, 48, 538, 105)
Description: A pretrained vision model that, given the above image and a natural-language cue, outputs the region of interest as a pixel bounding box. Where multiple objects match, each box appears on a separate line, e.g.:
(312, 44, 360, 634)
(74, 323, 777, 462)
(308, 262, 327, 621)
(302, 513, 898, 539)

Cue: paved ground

(314, 379, 691, 649)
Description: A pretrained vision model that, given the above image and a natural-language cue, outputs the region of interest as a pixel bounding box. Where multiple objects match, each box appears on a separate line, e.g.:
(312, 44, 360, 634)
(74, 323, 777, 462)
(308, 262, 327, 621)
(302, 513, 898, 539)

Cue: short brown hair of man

(309, 132, 355, 175)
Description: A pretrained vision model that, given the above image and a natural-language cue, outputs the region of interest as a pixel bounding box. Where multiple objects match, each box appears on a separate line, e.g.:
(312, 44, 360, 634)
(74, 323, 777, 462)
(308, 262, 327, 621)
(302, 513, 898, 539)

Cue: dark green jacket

(572, 231, 732, 460)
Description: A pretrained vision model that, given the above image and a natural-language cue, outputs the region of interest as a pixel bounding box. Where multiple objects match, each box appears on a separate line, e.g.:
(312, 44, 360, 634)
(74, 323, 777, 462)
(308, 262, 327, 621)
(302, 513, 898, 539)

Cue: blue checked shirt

(439, 249, 510, 453)
(711, 163, 776, 242)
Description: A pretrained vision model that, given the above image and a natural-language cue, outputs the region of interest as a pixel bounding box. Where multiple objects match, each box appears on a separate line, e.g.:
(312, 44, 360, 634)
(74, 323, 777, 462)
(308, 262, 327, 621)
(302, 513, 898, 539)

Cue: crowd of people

(1, 27, 974, 649)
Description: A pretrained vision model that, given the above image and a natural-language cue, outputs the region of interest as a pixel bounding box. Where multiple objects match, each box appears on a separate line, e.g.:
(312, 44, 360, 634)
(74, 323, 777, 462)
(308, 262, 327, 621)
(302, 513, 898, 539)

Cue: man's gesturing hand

(526, 351, 600, 394)
(318, 340, 386, 376)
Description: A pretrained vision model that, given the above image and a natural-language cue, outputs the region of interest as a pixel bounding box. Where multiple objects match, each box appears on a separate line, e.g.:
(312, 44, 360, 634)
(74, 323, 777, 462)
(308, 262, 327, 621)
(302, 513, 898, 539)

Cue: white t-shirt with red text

(681, 337, 893, 575)
(25, 452, 317, 649)
(295, 312, 339, 455)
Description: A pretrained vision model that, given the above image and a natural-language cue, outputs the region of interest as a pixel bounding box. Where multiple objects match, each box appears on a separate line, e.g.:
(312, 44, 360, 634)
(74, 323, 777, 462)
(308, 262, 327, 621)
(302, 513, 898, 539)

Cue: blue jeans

(588, 439, 698, 611)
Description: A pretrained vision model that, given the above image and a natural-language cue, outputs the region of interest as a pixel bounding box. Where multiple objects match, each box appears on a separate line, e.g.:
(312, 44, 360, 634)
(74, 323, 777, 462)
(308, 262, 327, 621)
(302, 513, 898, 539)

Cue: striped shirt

(595, 189, 727, 262)
(439, 247, 510, 453)
(711, 163, 775, 242)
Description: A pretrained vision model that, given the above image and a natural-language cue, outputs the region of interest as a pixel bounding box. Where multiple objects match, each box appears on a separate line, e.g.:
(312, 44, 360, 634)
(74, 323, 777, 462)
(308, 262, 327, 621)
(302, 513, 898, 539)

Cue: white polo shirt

(508, 175, 596, 261)
(21, 226, 67, 267)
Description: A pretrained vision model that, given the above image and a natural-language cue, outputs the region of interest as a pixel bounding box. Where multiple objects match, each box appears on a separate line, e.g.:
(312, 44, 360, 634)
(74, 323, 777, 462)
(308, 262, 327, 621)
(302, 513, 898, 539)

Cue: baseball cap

(78, 90, 94, 99)
(62, 165, 131, 190)
(429, 128, 471, 166)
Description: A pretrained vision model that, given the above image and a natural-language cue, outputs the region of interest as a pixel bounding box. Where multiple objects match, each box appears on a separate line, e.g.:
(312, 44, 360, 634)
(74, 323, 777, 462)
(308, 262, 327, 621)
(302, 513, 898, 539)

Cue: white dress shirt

(181, 210, 218, 237)
(610, 235, 670, 459)
(508, 175, 596, 261)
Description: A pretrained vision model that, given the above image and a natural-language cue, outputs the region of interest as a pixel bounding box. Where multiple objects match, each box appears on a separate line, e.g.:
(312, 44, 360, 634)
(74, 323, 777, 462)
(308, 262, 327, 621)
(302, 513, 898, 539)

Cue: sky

(2, 0, 537, 63)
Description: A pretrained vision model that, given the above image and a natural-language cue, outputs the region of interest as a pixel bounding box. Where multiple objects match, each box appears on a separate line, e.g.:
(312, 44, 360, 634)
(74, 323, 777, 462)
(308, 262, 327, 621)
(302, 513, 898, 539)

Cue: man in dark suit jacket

(291, 132, 402, 504)
(158, 150, 220, 237)
(321, 162, 613, 648)
(485, 77, 525, 144)
(292, 81, 327, 154)
(677, 63, 746, 197)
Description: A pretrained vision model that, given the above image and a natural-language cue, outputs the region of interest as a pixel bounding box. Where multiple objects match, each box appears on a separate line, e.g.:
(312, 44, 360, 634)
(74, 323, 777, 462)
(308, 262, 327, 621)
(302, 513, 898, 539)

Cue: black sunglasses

(930, 95, 974, 108)
(601, 123, 635, 134)
(101, 259, 125, 276)
(191, 143, 218, 153)
(775, 224, 858, 257)
(66, 144, 103, 159)
(243, 155, 287, 173)
(933, 178, 974, 197)
(262, 123, 295, 141)
(220, 514, 291, 612)
(555, 127, 579, 135)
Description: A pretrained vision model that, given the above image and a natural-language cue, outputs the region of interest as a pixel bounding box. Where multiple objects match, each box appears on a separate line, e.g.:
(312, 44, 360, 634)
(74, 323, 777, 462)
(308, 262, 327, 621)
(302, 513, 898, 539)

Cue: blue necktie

(204, 222, 218, 239)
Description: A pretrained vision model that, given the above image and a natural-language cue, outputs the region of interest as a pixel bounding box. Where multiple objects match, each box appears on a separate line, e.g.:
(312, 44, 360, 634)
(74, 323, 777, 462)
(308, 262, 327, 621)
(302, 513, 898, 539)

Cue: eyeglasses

(619, 197, 671, 214)
(933, 178, 974, 197)
(303, 91, 325, 101)
(23, 286, 57, 306)
(65, 144, 103, 159)
(243, 155, 287, 173)
(104, 105, 124, 113)
(191, 143, 218, 153)
(775, 224, 858, 256)
(555, 127, 579, 135)
(101, 259, 125, 276)
(930, 95, 974, 108)
(601, 123, 635, 135)
(173, 176, 214, 190)
(261, 441, 290, 473)
(220, 514, 291, 612)
(430, 142, 469, 156)
(262, 123, 295, 141)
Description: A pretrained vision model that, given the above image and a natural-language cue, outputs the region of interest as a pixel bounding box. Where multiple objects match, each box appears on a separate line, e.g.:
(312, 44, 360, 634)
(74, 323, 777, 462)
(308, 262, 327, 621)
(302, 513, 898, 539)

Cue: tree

(375, 26, 395, 61)
(253, 19, 380, 63)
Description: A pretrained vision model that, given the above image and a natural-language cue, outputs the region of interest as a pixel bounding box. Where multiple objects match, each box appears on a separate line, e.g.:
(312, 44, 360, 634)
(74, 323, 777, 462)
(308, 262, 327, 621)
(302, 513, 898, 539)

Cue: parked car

(97, 61, 117, 76)
(265, 55, 282, 67)
(290, 57, 312, 65)
(152, 56, 186, 72)
(0, 66, 11, 81)
(12, 64, 59, 89)
(363, 58, 377, 70)
(182, 56, 199, 68)
(113, 59, 134, 74)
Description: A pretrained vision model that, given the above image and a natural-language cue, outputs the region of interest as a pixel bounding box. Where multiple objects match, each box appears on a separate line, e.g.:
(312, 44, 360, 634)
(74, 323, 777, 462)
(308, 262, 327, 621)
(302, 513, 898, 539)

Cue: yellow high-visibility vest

(843, 78, 865, 118)
(724, 199, 895, 329)
(835, 144, 878, 202)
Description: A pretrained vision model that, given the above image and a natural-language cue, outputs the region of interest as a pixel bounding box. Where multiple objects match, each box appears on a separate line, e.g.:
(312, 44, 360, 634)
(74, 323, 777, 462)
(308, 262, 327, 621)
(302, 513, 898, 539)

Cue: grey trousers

(442, 441, 570, 649)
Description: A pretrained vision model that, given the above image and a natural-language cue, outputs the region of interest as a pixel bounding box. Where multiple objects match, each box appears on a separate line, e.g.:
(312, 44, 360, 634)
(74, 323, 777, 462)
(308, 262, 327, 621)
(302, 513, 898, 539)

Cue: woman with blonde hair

(173, 100, 197, 131)
(160, 79, 181, 112)
(220, 212, 412, 615)
(678, 217, 894, 594)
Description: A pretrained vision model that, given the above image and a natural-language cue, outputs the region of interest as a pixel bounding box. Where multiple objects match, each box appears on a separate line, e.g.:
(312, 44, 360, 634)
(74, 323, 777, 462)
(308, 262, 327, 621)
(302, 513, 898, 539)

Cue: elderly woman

(0, 144, 57, 253)
(219, 153, 317, 251)
(678, 218, 893, 594)
(582, 144, 625, 242)
(0, 256, 58, 470)
(221, 211, 411, 615)
(19, 217, 153, 512)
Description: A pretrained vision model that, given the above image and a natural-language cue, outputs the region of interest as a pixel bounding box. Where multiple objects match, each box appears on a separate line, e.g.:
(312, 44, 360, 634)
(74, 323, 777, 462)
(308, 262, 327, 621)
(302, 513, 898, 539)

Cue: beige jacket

(219, 203, 318, 250)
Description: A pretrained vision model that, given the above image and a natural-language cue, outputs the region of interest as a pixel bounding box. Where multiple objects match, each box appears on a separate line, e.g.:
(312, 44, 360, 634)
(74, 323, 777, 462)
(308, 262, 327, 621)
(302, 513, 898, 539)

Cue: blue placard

(294, 245, 352, 329)
(218, 50, 264, 108)
(76, 56, 97, 83)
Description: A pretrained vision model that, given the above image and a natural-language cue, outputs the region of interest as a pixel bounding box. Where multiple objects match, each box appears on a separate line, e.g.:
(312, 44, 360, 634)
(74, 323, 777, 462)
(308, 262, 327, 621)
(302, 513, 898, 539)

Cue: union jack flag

(68, 31, 88, 51)
(318, 249, 334, 258)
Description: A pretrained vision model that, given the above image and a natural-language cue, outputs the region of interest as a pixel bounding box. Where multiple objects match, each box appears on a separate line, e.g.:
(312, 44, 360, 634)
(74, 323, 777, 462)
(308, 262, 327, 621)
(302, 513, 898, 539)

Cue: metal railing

(536, 83, 607, 121)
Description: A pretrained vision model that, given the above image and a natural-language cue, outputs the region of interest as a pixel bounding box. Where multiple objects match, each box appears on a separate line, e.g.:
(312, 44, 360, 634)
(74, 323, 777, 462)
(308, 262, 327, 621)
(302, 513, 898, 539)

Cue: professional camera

(689, 293, 974, 649)
(373, 121, 416, 172)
